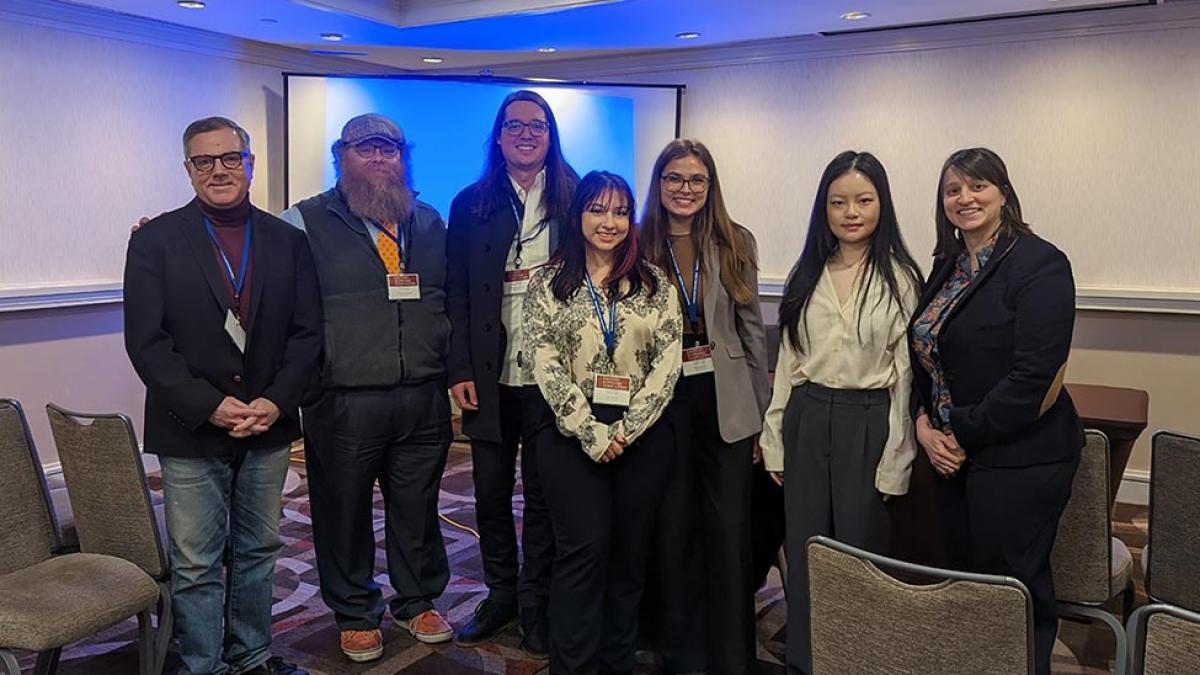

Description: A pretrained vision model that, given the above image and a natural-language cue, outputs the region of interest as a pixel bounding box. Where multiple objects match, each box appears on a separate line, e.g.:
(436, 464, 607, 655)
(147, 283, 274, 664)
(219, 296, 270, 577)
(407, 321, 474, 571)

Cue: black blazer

(124, 199, 322, 458)
(908, 231, 1084, 468)
(445, 181, 560, 443)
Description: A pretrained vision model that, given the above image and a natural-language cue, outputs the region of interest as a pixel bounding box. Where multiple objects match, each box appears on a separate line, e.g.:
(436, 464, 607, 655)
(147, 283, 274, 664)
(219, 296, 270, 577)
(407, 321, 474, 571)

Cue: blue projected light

(314, 78, 637, 218)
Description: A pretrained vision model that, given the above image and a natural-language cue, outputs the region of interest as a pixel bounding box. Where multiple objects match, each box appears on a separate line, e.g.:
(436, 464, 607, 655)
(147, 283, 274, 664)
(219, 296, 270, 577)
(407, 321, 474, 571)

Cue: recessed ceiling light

(177, 1, 205, 8)
(319, 32, 344, 41)
(840, 11, 871, 20)
(538, 47, 557, 53)
(421, 57, 444, 64)
(676, 31, 701, 39)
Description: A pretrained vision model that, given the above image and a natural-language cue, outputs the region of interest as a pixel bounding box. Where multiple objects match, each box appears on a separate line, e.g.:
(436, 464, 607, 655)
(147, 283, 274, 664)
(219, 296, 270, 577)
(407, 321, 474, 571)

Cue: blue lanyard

(375, 220, 409, 270)
(203, 218, 252, 299)
(665, 238, 700, 325)
(583, 275, 618, 360)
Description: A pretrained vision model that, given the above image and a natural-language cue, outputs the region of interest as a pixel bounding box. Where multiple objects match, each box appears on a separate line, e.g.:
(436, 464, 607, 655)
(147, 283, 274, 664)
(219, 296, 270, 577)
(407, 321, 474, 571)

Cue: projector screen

(285, 74, 682, 218)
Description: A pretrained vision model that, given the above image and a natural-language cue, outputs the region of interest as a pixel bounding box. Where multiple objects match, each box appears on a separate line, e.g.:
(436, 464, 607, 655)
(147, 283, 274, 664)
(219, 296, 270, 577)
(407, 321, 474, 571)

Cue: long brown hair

(639, 139, 757, 305)
(933, 147, 1032, 258)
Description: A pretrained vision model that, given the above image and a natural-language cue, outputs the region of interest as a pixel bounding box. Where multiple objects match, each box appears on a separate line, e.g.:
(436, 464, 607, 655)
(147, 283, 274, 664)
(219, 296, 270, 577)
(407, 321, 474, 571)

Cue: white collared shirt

(499, 169, 551, 386)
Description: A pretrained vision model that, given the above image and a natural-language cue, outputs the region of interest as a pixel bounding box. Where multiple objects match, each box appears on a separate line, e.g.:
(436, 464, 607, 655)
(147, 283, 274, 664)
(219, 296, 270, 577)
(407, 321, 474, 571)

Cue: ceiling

(65, 0, 1151, 71)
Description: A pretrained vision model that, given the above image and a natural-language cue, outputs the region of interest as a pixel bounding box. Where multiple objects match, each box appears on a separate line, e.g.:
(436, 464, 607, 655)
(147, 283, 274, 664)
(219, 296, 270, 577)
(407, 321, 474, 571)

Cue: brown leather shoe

(340, 628, 384, 662)
(398, 609, 453, 644)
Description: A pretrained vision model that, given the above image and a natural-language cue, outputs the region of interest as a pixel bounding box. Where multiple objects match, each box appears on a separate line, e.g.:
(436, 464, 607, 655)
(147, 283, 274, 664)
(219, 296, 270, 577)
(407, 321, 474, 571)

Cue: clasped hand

(208, 396, 280, 438)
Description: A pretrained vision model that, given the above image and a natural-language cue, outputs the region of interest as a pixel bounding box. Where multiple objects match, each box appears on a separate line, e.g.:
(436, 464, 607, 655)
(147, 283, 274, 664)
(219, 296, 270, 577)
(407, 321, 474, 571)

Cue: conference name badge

(681, 344, 715, 377)
(224, 309, 247, 354)
(504, 269, 531, 295)
(387, 273, 421, 301)
(592, 373, 632, 408)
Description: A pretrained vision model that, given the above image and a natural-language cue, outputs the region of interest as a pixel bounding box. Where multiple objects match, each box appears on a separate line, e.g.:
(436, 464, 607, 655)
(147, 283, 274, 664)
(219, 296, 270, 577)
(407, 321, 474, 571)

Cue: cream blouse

(522, 263, 682, 461)
(761, 263, 919, 495)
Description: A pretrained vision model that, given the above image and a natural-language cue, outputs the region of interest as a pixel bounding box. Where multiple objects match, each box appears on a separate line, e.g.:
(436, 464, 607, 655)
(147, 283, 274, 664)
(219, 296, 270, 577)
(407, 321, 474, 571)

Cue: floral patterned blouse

(911, 235, 998, 429)
(521, 263, 682, 461)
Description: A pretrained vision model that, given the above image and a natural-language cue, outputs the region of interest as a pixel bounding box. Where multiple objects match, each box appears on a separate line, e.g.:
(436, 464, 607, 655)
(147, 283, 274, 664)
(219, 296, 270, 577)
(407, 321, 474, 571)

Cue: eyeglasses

(188, 151, 248, 173)
(661, 172, 710, 192)
(351, 140, 402, 159)
(501, 119, 549, 137)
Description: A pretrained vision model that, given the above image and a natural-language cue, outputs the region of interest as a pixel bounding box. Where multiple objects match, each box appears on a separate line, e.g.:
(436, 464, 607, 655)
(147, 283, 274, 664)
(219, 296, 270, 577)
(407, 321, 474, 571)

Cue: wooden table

(1064, 382, 1150, 502)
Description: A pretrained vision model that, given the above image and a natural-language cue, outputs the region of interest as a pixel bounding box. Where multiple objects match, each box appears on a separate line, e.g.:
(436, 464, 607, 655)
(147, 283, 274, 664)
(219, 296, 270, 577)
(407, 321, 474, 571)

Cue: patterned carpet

(17, 443, 1148, 674)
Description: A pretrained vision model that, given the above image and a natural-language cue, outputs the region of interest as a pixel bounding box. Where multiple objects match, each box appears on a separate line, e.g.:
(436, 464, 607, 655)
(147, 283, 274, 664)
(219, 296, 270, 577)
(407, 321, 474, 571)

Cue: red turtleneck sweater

(198, 196, 254, 329)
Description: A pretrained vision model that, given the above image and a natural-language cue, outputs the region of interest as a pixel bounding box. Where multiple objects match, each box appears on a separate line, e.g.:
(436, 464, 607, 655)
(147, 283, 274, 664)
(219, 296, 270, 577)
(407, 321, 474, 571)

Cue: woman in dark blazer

(638, 139, 771, 675)
(908, 147, 1084, 675)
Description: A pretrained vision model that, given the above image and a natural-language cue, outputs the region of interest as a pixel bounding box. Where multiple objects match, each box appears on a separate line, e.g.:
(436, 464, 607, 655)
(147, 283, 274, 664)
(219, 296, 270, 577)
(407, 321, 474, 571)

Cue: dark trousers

(539, 405, 672, 675)
(936, 457, 1079, 675)
(302, 380, 452, 629)
(650, 372, 755, 674)
(469, 384, 555, 614)
(783, 383, 891, 675)
(750, 460, 786, 592)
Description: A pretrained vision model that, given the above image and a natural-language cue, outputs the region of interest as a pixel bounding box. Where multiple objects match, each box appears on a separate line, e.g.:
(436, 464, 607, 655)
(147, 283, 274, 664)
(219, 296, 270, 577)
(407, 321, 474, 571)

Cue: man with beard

(281, 114, 454, 662)
(446, 90, 579, 657)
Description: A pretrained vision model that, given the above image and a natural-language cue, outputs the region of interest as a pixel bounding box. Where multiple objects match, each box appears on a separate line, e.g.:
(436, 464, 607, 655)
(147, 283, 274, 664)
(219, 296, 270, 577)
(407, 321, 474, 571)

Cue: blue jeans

(160, 446, 290, 675)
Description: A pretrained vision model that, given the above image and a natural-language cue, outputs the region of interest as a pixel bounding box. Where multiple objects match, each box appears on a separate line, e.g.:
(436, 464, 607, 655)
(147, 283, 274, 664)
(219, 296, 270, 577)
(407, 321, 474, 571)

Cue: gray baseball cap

(339, 113, 405, 145)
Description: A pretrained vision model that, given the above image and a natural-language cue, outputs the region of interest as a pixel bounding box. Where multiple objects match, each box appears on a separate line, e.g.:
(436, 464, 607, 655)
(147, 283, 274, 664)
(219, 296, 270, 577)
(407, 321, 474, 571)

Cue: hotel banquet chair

(1050, 429, 1133, 673)
(1126, 603, 1200, 674)
(806, 535, 1034, 675)
(1142, 431, 1200, 612)
(0, 399, 160, 675)
(46, 404, 173, 675)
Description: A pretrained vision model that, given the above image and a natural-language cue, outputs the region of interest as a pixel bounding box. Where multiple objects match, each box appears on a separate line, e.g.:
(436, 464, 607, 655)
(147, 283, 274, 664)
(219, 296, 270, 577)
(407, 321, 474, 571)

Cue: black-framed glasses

(188, 151, 248, 173)
(502, 119, 549, 137)
(351, 139, 402, 159)
(661, 172, 710, 192)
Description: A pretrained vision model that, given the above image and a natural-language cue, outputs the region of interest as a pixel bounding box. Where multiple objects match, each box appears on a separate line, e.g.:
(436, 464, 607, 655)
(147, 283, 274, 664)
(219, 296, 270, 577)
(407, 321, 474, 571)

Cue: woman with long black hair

(522, 170, 682, 674)
(762, 150, 923, 675)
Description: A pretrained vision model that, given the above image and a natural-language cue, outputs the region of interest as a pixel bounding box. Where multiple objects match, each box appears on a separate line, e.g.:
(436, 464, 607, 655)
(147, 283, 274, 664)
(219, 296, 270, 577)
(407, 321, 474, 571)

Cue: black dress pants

(302, 380, 452, 628)
(782, 383, 892, 675)
(935, 456, 1079, 675)
(538, 404, 672, 675)
(469, 384, 556, 614)
(650, 372, 756, 674)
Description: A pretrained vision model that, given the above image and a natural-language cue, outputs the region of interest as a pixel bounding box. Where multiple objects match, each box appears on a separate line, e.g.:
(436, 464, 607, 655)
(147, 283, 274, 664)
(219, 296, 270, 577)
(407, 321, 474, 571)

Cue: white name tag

(592, 373, 632, 408)
(387, 273, 421, 301)
(504, 268, 531, 295)
(224, 309, 246, 354)
(681, 344, 715, 377)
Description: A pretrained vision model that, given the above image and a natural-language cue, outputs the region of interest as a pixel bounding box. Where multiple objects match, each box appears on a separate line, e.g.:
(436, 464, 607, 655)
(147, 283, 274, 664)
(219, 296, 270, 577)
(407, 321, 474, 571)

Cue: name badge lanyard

(583, 275, 618, 362)
(203, 218, 252, 319)
(376, 219, 411, 271)
(508, 198, 549, 269)
(665, 237, 701, 328)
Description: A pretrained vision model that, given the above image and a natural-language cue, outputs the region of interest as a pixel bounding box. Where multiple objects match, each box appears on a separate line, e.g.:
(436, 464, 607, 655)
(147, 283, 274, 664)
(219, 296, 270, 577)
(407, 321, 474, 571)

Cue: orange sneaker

(339, 628, 383, 662)
(398, 609, 453, 644)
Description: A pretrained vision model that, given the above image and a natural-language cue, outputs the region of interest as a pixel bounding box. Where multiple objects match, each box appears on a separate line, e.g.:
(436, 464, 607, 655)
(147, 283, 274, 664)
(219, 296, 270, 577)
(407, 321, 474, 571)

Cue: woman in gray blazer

(639, 139, 772, 675)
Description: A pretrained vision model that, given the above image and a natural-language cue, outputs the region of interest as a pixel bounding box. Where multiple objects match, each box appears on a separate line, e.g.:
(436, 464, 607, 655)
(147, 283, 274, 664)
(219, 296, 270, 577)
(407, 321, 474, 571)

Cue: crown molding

(472, 1, 1200, 79)
(0, 0, 403, 74)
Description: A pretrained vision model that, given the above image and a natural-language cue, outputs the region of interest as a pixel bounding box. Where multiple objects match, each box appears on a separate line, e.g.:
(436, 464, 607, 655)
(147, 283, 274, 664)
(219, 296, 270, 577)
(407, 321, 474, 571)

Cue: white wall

(0, 3, 395, 464)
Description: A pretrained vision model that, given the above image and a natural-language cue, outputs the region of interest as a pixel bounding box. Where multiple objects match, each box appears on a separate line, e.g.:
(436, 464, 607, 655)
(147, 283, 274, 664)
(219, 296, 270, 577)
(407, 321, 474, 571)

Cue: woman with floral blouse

(521, 170, 682, 674)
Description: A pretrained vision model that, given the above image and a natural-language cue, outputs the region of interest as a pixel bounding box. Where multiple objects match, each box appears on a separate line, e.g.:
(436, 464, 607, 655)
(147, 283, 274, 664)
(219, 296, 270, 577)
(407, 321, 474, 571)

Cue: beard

(339, 158, 414, 225)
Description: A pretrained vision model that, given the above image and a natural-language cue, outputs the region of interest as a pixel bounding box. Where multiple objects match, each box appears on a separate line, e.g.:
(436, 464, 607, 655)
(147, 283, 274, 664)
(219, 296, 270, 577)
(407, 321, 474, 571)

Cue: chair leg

(1122, 583, 1135, 620)
(153, 581, 173, 675)
(0, 649, 22, 675)
(137, 608, 155, 675)
(33, 647, 61, 675)
(777, 545, 789, 594)
(1057, 603, 1128, 675)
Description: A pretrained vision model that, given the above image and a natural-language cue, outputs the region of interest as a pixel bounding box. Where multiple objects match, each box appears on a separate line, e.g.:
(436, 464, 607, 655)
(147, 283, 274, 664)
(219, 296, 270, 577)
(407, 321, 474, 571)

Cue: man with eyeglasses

(123, 116, 320, 675)
(446, 90, 580, 657)
(279, 114, 455, 662)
